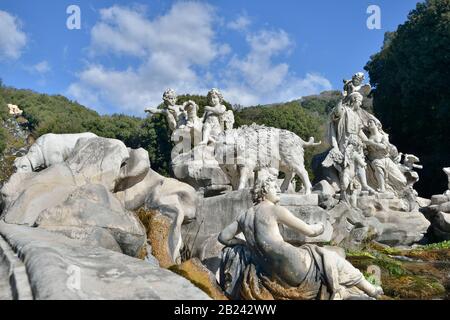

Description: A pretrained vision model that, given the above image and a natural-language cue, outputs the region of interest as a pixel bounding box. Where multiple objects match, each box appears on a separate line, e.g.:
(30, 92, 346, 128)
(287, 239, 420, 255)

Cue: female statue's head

(207, 88, 223, 106)
(253, 169, 280, 204)
(163, 89, 177, 106)
(368, 118, 379, 130)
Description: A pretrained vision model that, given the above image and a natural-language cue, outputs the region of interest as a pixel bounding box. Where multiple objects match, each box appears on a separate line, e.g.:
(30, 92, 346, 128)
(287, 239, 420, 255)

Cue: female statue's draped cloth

(219, 207, 364, 300)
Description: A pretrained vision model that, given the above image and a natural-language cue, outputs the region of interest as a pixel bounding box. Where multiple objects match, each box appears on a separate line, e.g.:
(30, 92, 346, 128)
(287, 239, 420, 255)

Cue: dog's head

(14, 156, 33, 173)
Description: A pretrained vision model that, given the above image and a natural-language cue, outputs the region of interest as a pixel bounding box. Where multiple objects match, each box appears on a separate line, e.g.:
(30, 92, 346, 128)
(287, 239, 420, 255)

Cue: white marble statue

(145, 89, 187, 133)
(221, 110, 235, 131)
(399, 154, 423, 191)
(343, 72, 371, 102)
(214, 124, 321, 193)
(218, 173, 383, 300)
(7, 104, 23, 116)
(14, 132, 98, 173)
(183, 100, 204, 147)
(444, 167, 450, 193)
(324, 92, 375, 201)
(199, 88, 227, 145)
(365, 118, 407, 194)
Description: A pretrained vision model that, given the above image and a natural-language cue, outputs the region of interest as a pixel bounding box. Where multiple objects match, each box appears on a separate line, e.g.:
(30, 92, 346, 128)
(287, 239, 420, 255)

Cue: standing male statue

(324, 92, 376, 201)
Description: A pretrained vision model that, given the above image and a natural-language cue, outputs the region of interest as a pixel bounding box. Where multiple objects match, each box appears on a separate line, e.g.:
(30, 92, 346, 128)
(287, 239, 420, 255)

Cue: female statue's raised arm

(275, 206, 324, 237)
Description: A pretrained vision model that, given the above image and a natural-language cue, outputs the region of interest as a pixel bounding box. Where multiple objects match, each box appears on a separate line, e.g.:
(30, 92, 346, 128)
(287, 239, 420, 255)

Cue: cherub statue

(444, 167, 450, 193)
(218, 172, 383, 300)
(199, 88, 227, 145)
(343, 72, 371, 101)
(145, 89, 187, 132)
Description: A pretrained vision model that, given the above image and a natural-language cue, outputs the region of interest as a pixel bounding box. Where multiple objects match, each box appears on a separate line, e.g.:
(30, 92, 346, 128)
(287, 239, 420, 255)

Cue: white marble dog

(14, 132, 98, 172)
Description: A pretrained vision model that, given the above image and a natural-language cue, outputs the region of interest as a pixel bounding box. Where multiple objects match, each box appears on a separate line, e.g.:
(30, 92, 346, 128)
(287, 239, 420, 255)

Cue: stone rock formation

(422, 168, 450, 241)
(0, 135, 209, 300)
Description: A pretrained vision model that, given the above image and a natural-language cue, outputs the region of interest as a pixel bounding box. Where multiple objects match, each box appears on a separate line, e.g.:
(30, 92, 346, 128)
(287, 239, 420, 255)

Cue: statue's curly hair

(252, 168, 278, 203)
(207, 88, 224, 104)
(352, 72, 365, 82)
(163, 88, 177, 101)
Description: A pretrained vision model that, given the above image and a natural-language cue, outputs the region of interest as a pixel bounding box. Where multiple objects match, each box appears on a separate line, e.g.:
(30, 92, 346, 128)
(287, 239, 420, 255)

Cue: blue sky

(0, 0, 421, 115)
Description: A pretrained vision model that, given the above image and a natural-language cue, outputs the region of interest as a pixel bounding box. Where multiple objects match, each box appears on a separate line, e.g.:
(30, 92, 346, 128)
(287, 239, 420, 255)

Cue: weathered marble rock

(172, 145, 232, 196)
(14, 132, 98, 173)
(329, 198, 430, 248)
(0, 222, 210, 300)
(2, 164, 77, 225)
(35, 184, 146, 257)
(68, 137, 129, 191)
(115, 168, 198, 263)
(423, 170, 450, 241)
(2, 137, 152, 259)
(115, 148, 150, 192)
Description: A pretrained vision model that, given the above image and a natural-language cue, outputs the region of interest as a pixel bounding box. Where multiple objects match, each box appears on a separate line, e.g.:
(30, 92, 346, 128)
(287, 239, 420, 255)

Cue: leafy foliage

(365, 0, 450, 196)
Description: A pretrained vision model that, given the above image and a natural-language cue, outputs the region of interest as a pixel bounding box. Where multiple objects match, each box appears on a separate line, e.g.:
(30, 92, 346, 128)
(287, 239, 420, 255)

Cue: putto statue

(343, 72, 371, 102)
(145, 89, 187, 133)
(200, 88, 228, 145)
(218, 172, 383, 300)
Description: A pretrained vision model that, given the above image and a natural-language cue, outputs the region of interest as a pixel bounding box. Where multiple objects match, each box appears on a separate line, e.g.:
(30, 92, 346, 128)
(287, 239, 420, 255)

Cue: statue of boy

(145, 89, 187, 132)
(199, 88, 227, 145)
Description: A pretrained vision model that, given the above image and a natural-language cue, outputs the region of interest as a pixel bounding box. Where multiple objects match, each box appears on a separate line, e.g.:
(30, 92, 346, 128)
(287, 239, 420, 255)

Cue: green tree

(365, 0, 450, 196)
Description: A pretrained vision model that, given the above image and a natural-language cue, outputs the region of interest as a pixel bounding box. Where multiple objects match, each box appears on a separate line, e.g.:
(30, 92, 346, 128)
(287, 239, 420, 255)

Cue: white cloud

(31, 61, 51, 74)
(68, 3, 332, 113)
(222, 30, 332, 105)
(69, 2, 226, 114)
(227, 15, 251, 31)
(0, 10, 27, 60)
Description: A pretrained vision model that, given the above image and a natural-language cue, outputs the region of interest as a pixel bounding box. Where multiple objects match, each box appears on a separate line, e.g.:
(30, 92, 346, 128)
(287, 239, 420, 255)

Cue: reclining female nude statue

(218, 173, 383, 300)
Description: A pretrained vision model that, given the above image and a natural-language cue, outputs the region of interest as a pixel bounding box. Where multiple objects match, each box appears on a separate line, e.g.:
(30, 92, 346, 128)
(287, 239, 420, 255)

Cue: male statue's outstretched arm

(145, 108, 164, 115)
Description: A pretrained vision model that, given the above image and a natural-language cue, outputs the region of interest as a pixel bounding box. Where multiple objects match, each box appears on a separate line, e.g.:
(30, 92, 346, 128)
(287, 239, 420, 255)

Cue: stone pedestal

(279, 193, 319, 206)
